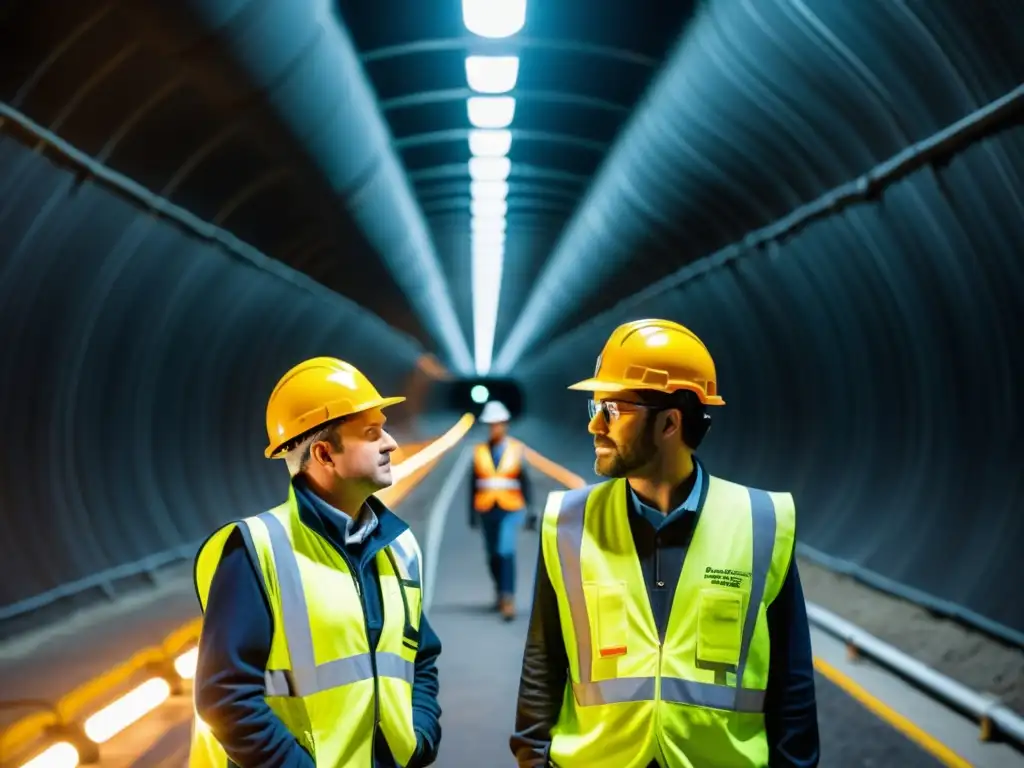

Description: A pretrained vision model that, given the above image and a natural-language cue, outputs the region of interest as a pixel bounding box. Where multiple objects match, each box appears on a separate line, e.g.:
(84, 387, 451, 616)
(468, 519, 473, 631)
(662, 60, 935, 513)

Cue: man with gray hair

(190, 357, 443, 768)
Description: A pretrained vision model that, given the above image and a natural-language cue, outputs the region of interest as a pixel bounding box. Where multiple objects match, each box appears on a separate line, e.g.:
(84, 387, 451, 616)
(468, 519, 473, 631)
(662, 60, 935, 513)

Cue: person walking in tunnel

(188, 357, 442, 768)
(469, 399, 534, 622)
(510, 319, 819, 768)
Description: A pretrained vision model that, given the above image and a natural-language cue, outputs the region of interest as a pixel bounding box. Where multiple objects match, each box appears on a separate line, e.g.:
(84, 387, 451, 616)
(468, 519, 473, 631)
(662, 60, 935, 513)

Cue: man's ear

(311, 440, 333, 467)
(662, 409, 682, 438)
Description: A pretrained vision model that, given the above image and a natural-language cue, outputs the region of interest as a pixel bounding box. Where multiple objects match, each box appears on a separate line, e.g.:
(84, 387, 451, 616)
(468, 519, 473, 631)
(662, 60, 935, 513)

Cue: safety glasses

(588, 399, 663, 423)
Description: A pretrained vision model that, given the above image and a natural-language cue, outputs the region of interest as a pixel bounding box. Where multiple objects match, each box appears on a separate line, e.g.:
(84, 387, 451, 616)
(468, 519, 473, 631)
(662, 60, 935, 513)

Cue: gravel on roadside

(797, 555, 1024, 716)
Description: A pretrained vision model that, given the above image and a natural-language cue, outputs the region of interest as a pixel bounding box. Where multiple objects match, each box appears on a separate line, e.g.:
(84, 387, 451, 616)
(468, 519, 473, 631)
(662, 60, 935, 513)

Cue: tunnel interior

(1, 0, 1023, 765)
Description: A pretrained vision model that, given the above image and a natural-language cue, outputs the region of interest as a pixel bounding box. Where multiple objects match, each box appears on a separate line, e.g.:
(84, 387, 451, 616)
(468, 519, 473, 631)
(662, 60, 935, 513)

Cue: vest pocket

(695, 588, 744, 669)
(592, 581, 628, 658)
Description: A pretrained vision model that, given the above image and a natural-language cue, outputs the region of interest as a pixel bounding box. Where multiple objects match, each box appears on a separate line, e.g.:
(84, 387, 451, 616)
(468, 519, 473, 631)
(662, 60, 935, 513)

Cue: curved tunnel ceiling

(337, 0, 699, 360)
(494, 0, 1024, 371)
(0, 0, 470, 369)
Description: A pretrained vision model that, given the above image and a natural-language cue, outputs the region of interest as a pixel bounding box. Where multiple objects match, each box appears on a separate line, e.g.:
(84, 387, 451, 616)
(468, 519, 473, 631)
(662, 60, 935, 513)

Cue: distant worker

(510, 319, 820, 768)
(189, 357, 442, 768)
(469, 399, 534, 622)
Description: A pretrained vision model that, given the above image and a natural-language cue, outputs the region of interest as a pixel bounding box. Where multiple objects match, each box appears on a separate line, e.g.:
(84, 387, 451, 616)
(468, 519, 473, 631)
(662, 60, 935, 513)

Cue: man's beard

(594, 420, 657, 478)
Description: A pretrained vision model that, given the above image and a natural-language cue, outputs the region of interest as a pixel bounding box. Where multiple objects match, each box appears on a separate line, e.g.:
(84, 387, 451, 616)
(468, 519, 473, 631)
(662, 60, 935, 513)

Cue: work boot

(499, 594, 516, 622)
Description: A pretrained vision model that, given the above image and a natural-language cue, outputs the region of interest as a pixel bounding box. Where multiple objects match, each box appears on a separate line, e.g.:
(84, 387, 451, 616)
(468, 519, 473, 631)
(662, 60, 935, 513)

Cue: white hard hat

(479, 400, 511, 424)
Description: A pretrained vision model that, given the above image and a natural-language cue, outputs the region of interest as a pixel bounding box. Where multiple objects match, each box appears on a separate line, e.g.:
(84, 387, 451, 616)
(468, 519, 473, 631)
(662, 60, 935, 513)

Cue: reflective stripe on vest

(258, 513, 414, 697)
(551, 483, 777, 712)
(475, 477, 522, 490)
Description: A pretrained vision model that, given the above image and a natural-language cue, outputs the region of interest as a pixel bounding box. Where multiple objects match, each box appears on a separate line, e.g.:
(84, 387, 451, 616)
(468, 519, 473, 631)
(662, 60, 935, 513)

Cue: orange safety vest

(473, 438, 525, 512)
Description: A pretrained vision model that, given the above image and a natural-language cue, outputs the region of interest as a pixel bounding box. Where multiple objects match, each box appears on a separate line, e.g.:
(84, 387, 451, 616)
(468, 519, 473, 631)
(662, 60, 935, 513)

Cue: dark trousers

(479, 507, 525, 596)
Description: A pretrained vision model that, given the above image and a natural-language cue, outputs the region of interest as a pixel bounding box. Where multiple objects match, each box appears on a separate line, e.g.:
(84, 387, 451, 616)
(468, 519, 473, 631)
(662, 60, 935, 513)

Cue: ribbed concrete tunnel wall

(512, 0, 1024, 646)
(1, 0, 1022, 668)
(0, 131, 438, 637)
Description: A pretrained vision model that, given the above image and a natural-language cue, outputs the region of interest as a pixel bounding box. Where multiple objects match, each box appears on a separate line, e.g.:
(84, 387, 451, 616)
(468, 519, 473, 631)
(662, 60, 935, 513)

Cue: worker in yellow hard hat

(189, 357, 442, 768)
(511, 320, 820, 768)
(468, 400, 535, 622)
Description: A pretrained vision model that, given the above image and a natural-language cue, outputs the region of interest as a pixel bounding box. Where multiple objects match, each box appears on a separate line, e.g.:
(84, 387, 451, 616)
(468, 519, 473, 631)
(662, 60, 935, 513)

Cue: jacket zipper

(654, 533, 665, 766)
(314, 530, 383, 764)
(654, 642, 666, 766)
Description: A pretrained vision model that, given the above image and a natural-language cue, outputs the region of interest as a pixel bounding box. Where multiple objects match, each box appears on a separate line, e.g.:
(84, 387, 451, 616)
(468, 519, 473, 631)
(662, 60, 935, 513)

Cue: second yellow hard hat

(568, 319, 725, 406)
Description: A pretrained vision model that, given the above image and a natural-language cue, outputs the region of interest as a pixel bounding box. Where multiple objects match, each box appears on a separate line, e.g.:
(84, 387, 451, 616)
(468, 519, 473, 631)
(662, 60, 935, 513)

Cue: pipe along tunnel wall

(0, 129, 452, 638)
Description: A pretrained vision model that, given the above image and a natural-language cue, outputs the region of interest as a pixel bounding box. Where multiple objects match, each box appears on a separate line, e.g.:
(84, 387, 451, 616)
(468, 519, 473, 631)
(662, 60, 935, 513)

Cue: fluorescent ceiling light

(467, 97, 516, 129)
(472, 228, 506, 245)
(472, 243, 505, 375)
(471, 242, 505, 258)
(469, 129, 512, 157)
(465, 56, 520, 93)
(462, 0, 527, 39)
(472, 216, 507, 232)
(469, 156, 511, 181)
(472, 198, 508, 218)
(471, 181, 509, 200)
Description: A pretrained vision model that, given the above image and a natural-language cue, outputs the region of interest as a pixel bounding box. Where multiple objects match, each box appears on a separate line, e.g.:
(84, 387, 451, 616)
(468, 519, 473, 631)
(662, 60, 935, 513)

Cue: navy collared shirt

(510, 458, 820, 767)
(628, 460, 705, 530)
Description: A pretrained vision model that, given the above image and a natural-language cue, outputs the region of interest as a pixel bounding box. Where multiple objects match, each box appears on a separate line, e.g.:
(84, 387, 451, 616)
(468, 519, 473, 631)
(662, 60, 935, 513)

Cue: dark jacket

(509, 461, 820, 768)
(194, 483, 442, 768)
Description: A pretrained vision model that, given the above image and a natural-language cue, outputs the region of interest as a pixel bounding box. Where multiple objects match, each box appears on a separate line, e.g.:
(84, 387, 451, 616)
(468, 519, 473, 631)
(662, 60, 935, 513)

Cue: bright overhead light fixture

(472, 198, 508, 218)
(472, 242, 505, 375)
(471, 180, 509, 200)
(465, 56, 521, 93)
(472, 223, 506, 241)
(469, 156, 511, 181)
(471, 241, 505, 258)
(473, 237, 506, 252)
(470, 384, 490, 404)
(467, 96, 516, 129)
(462, 0, 527, 39)
(469, 129, 512, 157)
(472, 216, 507, 233)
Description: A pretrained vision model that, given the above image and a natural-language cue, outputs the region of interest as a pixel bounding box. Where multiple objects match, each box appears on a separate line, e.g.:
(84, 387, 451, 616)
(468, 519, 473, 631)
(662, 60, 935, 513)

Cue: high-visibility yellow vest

(188, 486, 423, 768)
(473, 438, 526, 512)
(541, 475, 796, 768)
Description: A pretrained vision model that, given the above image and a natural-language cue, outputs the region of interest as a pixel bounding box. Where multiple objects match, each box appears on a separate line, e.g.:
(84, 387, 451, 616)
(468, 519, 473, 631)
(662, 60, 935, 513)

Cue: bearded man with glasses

(510, 319, 820, 768)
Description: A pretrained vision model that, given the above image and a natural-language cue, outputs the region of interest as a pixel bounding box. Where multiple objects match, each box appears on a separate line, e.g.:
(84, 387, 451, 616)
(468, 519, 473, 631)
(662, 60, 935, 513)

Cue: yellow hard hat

(568, 319, 725, 406)
(264, 357, 406, 458)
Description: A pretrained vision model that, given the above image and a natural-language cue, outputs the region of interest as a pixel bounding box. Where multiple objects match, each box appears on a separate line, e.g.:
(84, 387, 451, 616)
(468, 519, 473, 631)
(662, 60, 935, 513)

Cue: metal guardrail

(0, 542, 202, 622)
(807, 602, 1024, 749)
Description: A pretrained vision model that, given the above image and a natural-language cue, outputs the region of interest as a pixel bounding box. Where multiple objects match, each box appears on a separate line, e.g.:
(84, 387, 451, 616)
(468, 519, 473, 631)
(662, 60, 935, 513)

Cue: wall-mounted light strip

(462, 0, 527, 375)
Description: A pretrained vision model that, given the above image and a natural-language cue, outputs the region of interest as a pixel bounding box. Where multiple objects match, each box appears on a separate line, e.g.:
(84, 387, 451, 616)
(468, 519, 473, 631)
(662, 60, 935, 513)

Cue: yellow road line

(814, 658, 974, 768)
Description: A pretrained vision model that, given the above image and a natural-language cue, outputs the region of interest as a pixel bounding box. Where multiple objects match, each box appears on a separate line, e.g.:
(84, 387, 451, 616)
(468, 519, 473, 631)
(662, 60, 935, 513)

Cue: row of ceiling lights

(462, 0, 527, 375)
